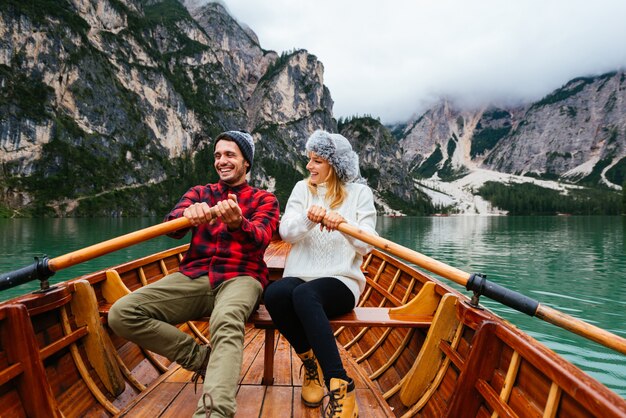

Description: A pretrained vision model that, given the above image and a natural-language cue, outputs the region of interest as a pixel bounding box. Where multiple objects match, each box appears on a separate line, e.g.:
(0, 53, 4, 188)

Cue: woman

(264, 130, 377, 418)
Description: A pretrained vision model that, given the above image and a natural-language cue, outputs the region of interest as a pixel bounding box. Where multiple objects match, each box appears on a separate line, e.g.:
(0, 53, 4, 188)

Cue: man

(108, 131, 280, 417)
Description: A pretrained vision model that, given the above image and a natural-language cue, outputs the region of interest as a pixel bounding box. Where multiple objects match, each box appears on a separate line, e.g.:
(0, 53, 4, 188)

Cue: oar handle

(49, 217, 192, 271)
(465, 273, 539, 316)
(336, 222, 626, 356)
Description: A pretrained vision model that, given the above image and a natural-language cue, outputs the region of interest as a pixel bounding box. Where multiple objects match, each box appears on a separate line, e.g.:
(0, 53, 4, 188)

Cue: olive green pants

(108, 272, 263, 418)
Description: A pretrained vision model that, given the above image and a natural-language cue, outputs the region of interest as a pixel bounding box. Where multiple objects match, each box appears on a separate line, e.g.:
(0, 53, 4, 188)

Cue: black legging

(263, 276, 355, 387)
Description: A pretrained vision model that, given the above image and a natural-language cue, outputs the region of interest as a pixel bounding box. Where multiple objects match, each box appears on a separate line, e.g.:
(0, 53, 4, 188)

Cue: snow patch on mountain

(416, 168, 583, 215)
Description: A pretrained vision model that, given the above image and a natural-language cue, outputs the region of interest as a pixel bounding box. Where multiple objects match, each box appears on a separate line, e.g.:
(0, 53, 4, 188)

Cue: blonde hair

(307, 165, 346, 209)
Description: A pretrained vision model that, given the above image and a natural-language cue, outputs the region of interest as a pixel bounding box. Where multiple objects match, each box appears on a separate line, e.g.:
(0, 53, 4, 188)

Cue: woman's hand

(307, 205, 326, 224)
(307, 205, 345, 231)
(322, 210, 346, 231)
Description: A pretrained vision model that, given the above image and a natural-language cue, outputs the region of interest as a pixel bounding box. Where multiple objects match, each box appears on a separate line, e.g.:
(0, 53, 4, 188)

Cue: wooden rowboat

(1, 221, 625, 417)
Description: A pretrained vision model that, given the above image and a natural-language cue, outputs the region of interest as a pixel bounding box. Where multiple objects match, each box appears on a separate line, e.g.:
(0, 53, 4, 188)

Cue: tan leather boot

(324, 377, 358, 418)
(297, 349, 325, 407)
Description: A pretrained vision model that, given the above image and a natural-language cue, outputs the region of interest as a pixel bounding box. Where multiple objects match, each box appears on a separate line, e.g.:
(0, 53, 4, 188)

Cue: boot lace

(300, 357, 323, 386)
(191, 370, 204, 393)
(191, 344, 212, 393)
(323, 387, 343, 417)
(202, 392, 213, 418)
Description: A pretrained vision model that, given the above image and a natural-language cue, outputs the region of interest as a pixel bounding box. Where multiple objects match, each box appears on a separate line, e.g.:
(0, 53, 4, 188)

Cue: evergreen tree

(477, 181, 621, 215)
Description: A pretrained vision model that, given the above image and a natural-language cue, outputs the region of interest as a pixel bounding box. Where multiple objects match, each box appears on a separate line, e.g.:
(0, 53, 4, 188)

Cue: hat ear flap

(347, 151, 360, 182)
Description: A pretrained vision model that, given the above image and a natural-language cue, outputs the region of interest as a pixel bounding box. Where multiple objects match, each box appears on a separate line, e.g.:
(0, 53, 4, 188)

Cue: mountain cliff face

(0, 0, 624, 217)
(338, 116, 432, 214)
(0, 0, 342, 216)
(400, 72, 626, 190)
(484, 73, 626, 188)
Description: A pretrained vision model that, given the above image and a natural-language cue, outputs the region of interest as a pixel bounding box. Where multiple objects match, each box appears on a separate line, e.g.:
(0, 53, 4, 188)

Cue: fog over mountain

(196, 0, 626, 123)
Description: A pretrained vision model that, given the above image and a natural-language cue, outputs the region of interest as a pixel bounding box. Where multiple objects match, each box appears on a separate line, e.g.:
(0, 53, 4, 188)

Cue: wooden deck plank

(356, 388, 396, 417)
(165, 366, 193, 383)
(159, 384, 200, 418)
(128, 357, 163, 387)
(273, 334, 294, 386)
(120, 381, 184, 418)
(240, 329, 267, 385)
(234, 385, 265, 417)
(260, 385, 294, 417)
(292, 346, 303, 388)
(292, 386, 323, 418)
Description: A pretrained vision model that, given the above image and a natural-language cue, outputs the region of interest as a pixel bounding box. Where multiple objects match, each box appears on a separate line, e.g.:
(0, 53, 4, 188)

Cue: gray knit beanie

(215, 130, 255, 172)
(305, 130, 361, 183)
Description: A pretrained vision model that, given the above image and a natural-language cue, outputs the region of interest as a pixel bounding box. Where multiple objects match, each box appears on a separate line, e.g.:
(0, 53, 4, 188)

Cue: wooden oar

(337, 222, 626, 356)
(0, 217, 192, 291)
(49, 217, 192, 270)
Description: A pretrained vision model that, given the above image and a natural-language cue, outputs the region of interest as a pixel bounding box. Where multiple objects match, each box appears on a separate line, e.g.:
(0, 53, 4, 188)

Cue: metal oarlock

(467, 273, 487, 308)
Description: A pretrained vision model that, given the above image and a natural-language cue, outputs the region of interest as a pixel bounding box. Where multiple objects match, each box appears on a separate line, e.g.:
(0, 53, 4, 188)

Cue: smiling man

(108, 130, 280, 418)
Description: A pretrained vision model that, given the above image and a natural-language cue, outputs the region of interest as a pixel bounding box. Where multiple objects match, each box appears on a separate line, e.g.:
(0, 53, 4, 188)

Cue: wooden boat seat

(98, 269, 132, 318)
(250, 281, 442, 385)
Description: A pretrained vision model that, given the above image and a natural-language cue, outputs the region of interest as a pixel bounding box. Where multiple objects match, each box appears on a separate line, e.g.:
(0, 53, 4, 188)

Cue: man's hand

(214, 193, 243, 230)
(183, 202, 217, 226)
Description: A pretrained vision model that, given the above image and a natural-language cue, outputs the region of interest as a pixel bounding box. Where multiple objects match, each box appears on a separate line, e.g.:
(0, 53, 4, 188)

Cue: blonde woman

(264, 130, 377, 417)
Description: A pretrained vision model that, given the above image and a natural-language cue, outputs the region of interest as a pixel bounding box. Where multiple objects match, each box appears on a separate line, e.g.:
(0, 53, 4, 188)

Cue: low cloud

(201, 0, 626, 123)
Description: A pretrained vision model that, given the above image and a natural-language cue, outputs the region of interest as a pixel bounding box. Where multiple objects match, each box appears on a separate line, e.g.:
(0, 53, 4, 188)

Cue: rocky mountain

(0, 0, 624, 217)
(396, 72, 625, 214)
(337, 116, 435, 215)
(400, 72, 626, 189)
(0, 0, 346, 216)
(485, 73, 626, 188)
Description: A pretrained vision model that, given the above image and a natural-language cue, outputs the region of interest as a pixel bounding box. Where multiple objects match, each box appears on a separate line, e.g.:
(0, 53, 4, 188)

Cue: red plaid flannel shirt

(165, 180, 280, 289)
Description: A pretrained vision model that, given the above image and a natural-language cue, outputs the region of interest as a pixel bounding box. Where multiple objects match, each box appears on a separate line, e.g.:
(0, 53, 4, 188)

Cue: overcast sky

(210, 1, 626, 124)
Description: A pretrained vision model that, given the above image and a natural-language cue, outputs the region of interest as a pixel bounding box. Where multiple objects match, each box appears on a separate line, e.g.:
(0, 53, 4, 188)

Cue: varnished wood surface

(251, 305, 433, 329)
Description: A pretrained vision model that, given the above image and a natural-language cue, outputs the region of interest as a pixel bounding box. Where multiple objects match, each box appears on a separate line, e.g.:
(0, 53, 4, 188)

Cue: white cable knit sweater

(279, 180, 378, 307)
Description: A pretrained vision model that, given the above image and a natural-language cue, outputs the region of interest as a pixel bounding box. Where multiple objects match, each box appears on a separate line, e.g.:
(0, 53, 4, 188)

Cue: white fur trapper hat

(305, 130, 362, 183)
